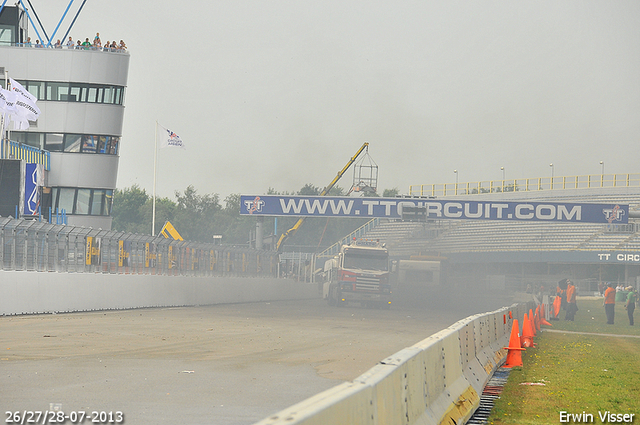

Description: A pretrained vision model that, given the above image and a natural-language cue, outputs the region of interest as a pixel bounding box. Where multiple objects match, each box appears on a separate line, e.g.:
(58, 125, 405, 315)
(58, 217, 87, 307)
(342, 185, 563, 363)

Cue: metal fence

(0, 216, 278, 277)
(410, 173, 640, 197)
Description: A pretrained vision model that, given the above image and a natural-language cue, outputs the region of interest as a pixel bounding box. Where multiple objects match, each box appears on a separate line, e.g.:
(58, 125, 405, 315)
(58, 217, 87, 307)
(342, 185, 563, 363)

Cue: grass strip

(488, 298, 640, 424)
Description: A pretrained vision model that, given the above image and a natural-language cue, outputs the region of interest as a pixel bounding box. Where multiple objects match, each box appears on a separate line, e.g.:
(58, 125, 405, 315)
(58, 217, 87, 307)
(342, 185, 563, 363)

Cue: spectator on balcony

(119, 40, 127, 51)
(82, 38, 92, 49)
(93, 32, 101, 47)
(54, 39, 62, 49)
(75, 40, 82, 49)
(67, 36, 74, 49)
(24, 37, 32, 47)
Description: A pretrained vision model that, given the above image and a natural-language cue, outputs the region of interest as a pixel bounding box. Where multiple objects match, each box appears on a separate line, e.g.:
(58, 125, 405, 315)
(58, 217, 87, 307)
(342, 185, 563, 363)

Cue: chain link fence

(0, 217, 278, 277)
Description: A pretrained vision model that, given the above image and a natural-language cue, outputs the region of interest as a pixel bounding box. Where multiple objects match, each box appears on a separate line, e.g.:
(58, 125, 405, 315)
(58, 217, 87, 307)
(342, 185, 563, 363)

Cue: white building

(0, 4, 129, 229)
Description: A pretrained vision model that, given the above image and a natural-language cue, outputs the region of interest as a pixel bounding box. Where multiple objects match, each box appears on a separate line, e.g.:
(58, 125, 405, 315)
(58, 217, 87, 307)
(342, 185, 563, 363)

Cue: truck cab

(323, 239, 391, 308)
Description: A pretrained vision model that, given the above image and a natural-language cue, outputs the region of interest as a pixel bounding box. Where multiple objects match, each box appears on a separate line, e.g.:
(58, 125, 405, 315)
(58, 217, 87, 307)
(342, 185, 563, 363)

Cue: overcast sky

(33, 1, 640, 200)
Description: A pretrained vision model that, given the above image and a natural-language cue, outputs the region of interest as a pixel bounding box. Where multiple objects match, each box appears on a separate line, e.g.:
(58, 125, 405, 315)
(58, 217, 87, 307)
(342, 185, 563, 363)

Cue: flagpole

(152, 121, 158, 236)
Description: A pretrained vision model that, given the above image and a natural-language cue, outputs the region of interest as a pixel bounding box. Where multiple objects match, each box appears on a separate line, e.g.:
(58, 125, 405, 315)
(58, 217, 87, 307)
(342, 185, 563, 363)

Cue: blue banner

(240, 195, 629, 224)
(23, 163, 40, 216)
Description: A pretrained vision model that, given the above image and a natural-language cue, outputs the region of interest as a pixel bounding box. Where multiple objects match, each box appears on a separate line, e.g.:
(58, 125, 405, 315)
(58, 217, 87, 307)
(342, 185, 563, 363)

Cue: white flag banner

(0, 88, 17, 114)
(157, 123, 186, 149)
(2, 80, 40, 130)
(11, 115, 31, 130)
(14, 97, 40, 121)
(9, 78, 37, 103)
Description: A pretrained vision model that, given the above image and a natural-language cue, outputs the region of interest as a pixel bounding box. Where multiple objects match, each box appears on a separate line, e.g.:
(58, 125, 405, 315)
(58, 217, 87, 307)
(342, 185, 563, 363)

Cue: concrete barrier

(254, 301, 545, 425)
(0, 271, 318, 315)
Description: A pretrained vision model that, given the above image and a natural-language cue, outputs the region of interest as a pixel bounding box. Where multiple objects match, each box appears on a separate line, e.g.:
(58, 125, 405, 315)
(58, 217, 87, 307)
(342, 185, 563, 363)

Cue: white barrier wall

(255, 301, 538, 425)
(0, 271, 318, 315)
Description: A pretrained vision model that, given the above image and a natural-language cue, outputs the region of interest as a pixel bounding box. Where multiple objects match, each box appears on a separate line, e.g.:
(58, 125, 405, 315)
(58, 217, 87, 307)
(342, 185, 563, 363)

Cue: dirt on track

(1, 290, 514, 425)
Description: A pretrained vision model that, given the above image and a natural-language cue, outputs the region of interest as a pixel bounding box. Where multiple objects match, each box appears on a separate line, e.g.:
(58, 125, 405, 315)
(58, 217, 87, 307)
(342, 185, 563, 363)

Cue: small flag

(157, 123, 186, 149)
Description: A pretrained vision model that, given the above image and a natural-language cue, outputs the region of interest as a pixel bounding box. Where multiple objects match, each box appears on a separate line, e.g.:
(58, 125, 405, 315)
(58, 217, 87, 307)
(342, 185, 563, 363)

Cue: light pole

(600, 161, 604, 186)
(453, 170, 458, 194)
(549, 163, 554, 189)
(501, 166, 505, 181)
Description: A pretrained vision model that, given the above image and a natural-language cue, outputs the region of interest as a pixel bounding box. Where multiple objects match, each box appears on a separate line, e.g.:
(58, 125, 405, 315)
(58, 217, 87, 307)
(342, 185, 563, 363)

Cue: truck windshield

(343, 253, 388, 271)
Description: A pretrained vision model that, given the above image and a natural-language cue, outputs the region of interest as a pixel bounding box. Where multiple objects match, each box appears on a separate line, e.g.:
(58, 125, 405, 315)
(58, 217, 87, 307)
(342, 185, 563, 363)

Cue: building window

(57, 188, 76, 213)
(91, 189, 105, 215)
(51, 187, 114, 216)
(15, 80, 125, 105)
(26, 81, 45, 100)
(75, 189, 91, 215)
(13, 132, 118, 155)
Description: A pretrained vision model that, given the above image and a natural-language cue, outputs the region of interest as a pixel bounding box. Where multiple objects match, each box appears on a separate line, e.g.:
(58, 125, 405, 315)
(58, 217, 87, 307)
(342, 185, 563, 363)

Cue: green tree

(382, 187, 400, 197)
(172, 185, 222, 242)
(112, 185, 151, 233)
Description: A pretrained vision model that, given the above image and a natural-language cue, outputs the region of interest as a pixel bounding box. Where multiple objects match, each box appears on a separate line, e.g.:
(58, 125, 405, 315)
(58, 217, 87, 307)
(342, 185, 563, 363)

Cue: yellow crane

(276, 142, 370, 252)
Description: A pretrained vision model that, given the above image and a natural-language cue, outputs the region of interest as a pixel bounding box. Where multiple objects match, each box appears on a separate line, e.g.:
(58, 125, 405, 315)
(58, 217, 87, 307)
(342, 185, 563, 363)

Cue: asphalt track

(1, 287, 514, 425)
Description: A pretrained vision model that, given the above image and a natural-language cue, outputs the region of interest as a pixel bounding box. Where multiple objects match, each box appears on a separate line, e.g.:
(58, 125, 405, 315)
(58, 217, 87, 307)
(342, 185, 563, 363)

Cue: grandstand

(329, 178, 640, 290)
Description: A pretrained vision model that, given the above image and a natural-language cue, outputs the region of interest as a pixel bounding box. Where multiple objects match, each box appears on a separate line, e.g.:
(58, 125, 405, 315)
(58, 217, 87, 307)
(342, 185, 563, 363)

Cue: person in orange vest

(565, 280, 577, 321)
(551, 279, 567, 320)
(604, 282, 616, 325)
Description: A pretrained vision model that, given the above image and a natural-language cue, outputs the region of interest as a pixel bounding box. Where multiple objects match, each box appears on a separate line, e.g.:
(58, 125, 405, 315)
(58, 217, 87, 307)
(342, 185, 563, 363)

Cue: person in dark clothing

(625, 286, 636, 326)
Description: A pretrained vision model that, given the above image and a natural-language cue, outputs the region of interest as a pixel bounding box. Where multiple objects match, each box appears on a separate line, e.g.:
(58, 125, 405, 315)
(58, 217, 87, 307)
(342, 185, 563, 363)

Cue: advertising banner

(118, 240, 130, 267)
(240, 195, 629, 224)
(23, 163, 43, 216)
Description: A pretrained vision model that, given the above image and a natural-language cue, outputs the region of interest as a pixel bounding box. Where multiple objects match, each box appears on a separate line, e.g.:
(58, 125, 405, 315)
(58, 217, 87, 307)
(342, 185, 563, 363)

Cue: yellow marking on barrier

(494, 348, 507, 365)
(483, 359, 494, 375)
(438, 385, 479, 425)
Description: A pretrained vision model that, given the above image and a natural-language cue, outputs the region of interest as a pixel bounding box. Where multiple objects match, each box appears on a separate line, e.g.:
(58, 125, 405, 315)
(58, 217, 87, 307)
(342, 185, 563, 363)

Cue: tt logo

(603, 205, 625, 223)
(245, 196, 265, 214)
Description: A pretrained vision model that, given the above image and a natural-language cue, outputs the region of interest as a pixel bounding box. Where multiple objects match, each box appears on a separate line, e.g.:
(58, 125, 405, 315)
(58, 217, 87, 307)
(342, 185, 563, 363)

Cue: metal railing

(316, 217, 380, 258)
(1, 42, 128, 53)
(1, 139, 51, 170)
(410, 173, 640, 197)
(0, 216, 277, 277)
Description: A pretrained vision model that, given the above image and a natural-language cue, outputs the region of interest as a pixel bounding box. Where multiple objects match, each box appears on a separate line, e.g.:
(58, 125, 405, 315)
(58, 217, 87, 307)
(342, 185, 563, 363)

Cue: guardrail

(255, 299, 539, 425)
(0, 216, 277, 277)
(410, 173, 640, 197)
(317, 218, 380, 258)
(1, 139, 50, 170)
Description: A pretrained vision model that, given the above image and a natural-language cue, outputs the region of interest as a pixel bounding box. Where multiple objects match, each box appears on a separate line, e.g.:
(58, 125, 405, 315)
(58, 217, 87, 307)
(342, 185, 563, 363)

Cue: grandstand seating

(358, 187, 640, 256)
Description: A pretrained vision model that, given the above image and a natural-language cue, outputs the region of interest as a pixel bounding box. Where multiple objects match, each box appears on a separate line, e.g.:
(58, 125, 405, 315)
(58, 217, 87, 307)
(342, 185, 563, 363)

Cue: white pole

(152, 121, 158, 236)
(3, 70, 10, 154)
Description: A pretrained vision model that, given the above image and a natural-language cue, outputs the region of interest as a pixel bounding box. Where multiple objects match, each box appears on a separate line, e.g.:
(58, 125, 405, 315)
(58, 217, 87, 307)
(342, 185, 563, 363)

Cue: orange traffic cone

(521, 313, 535, 348)
(551, 295, 561, 320)
(534, 306, 541, 332)
(503, 319, 525, 368)
(529, 309, 537, 337)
